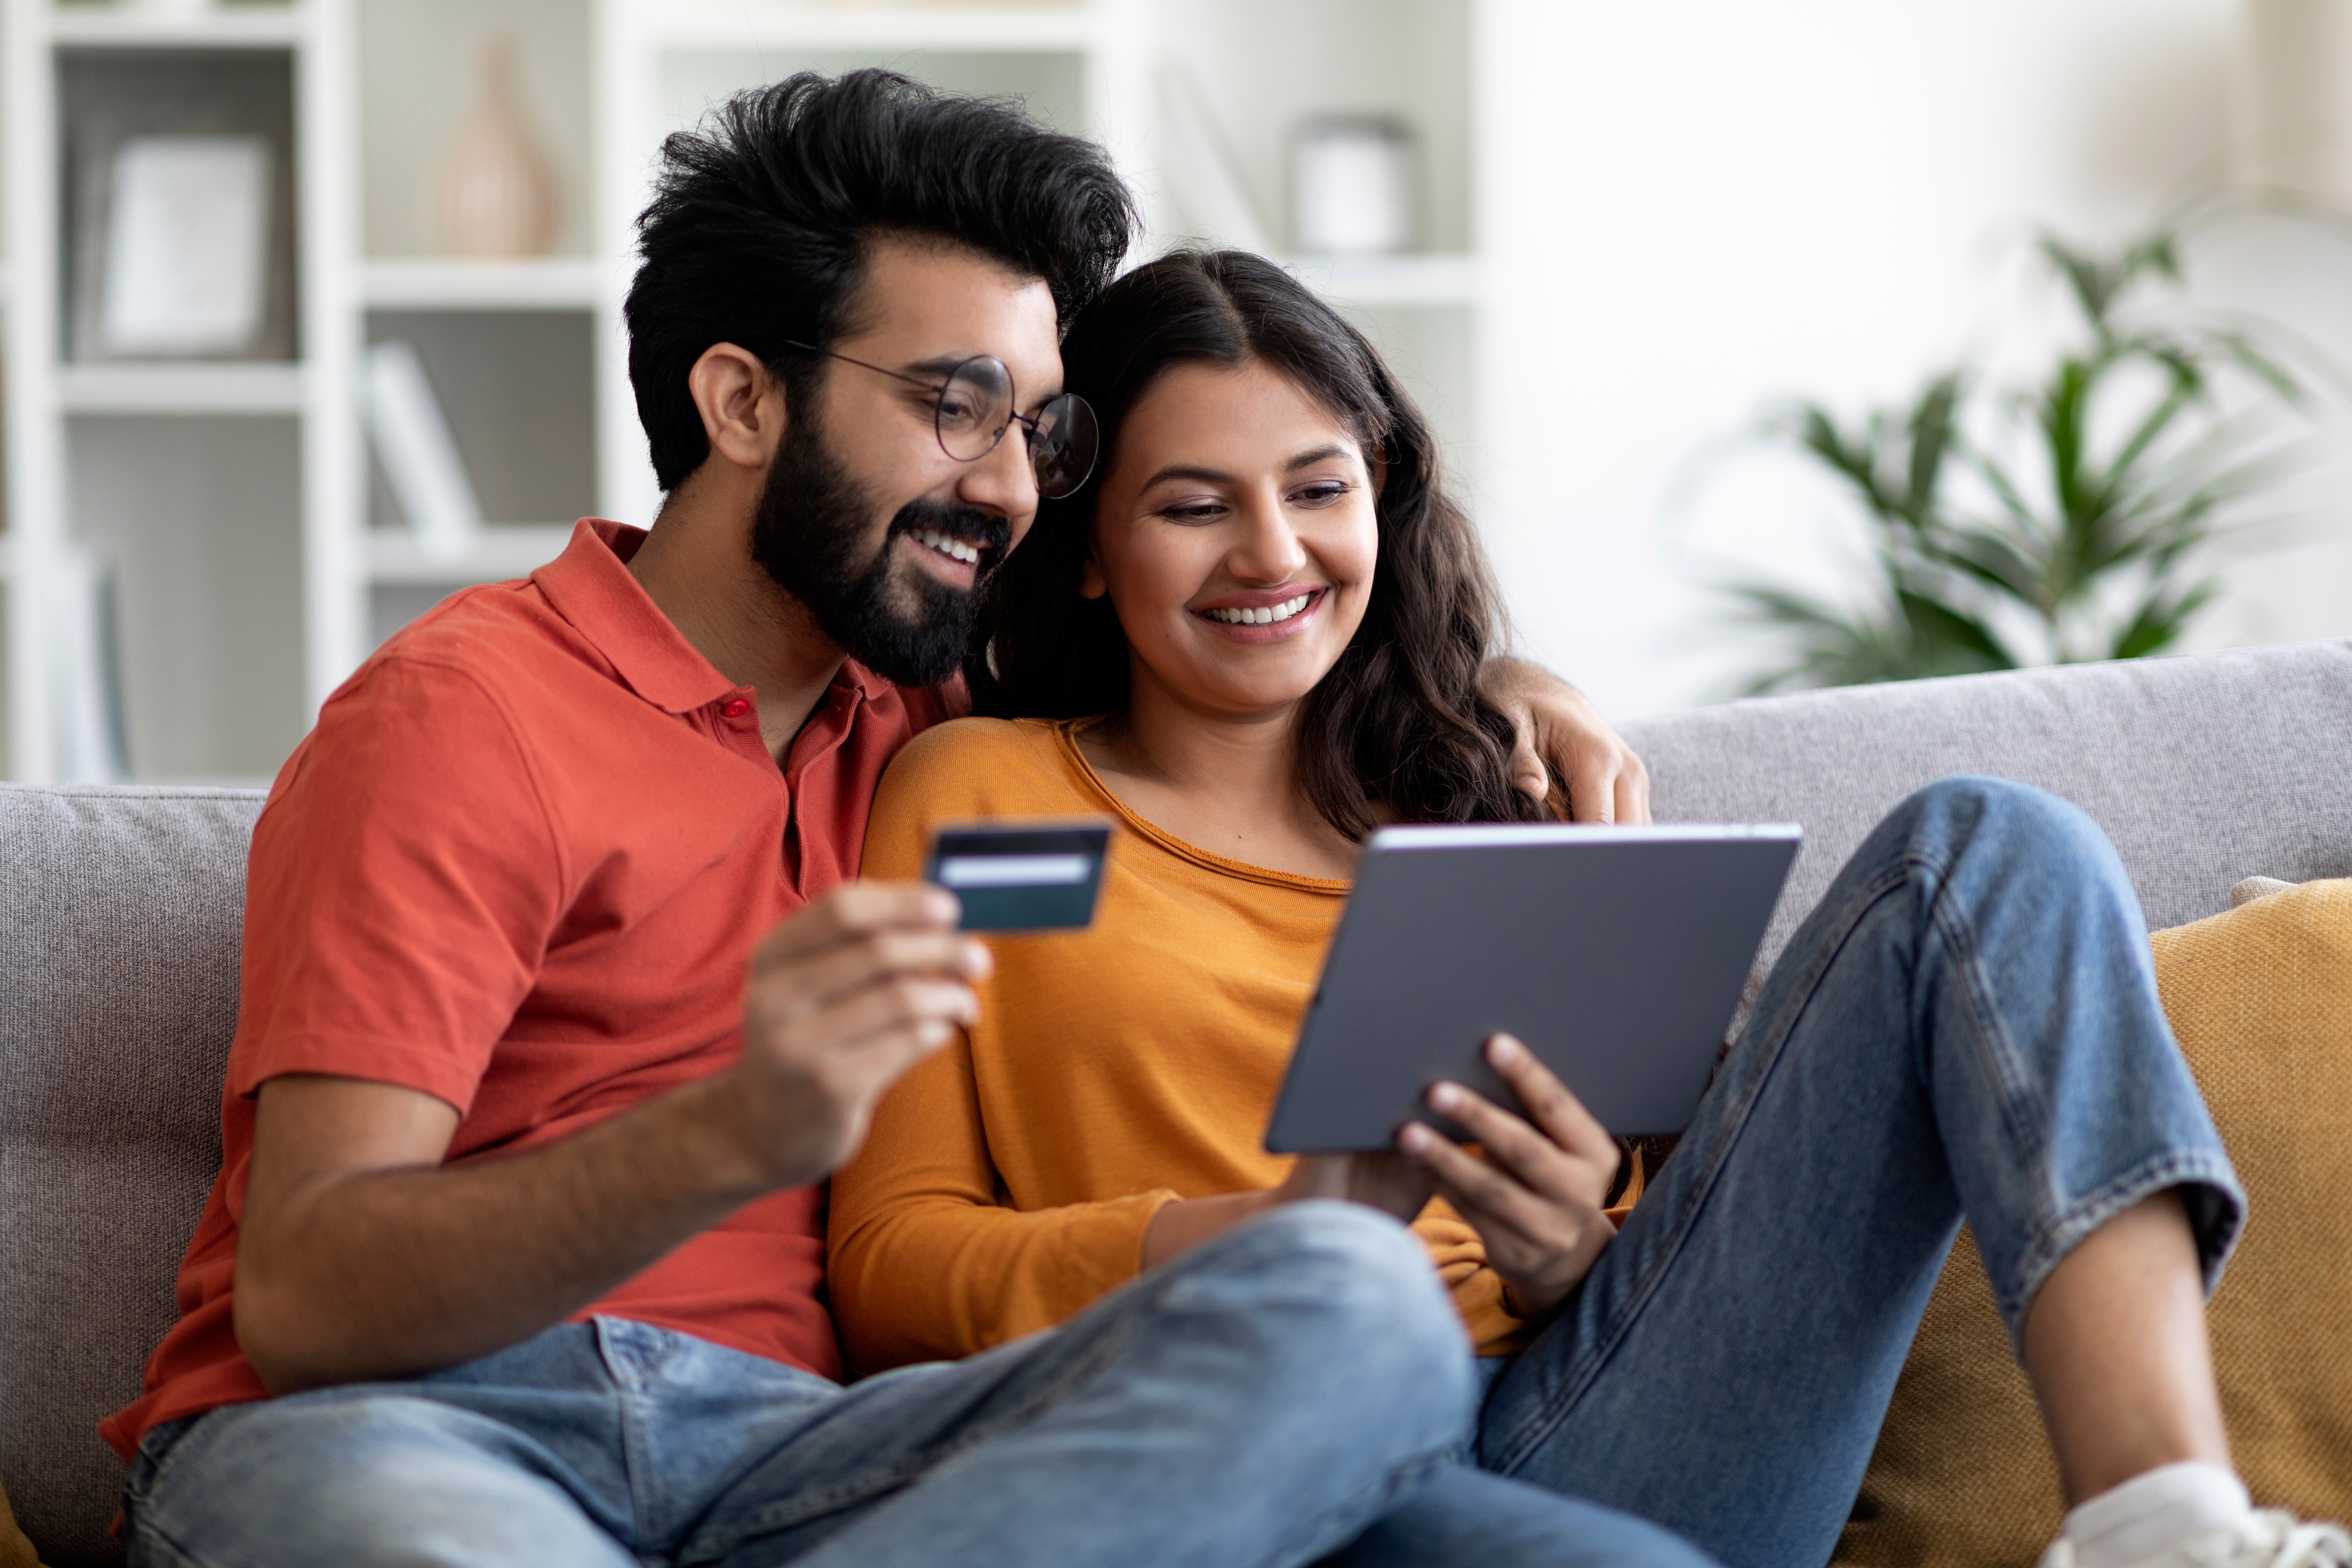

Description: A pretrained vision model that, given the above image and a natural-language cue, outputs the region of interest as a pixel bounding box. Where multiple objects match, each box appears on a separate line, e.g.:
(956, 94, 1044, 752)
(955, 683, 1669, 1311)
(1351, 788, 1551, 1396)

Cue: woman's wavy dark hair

(966, 249, 1544, 840)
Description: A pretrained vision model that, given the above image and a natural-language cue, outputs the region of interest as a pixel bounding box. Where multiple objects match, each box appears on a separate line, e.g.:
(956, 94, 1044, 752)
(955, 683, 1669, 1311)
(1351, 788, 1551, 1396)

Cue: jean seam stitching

(126, 1510, 220, 1568)
(1915, 842, 2055, 1181)
(676, 1310, 1147, 1557)
(135, 1408, 225, 1502)
(1485, 859, 1914, 1477)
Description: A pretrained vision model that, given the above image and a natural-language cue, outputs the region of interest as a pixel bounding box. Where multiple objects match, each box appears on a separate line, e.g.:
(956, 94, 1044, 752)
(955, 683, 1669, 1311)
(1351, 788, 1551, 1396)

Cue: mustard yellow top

(829, 715, 1529, 1374)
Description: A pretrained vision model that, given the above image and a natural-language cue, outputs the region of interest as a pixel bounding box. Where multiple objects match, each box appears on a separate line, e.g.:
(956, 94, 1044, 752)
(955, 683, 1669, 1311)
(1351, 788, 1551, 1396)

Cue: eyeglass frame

(782, 340, 1098, 498)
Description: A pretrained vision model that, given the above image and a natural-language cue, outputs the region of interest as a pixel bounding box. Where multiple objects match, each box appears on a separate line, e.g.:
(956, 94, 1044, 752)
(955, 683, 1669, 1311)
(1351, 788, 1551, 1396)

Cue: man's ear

(687, 343, 787, 472)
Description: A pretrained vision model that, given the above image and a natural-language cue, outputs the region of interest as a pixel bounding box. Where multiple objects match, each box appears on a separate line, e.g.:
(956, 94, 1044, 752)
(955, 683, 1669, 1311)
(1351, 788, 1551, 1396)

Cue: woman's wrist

(1140, 1189, 1280, 1271)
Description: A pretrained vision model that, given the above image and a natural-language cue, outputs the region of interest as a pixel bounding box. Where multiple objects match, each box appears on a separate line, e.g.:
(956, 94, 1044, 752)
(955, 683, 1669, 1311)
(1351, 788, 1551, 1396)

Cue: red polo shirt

(102, 520, 957, 1460)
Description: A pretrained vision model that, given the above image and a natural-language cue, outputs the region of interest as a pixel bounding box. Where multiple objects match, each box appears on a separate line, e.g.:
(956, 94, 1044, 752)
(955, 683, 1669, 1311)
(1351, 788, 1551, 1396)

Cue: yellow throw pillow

(1835, 878, 2352, 1566)
(0, 1477, 41, 1568)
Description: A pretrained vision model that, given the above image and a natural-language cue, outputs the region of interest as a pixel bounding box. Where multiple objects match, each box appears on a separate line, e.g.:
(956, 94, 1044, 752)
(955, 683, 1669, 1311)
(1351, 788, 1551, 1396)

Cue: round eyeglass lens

(1031, 393, 1098, 499)
(934, 356, 1015, 461)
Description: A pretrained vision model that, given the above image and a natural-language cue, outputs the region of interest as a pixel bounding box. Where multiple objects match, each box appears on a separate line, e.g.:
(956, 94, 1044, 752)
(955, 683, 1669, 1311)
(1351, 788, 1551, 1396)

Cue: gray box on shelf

(5, 640, 2351, 1565)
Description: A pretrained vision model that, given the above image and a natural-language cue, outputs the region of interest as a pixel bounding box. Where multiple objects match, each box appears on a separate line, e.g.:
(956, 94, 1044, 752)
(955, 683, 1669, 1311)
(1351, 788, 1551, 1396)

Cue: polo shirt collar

(532, 519, 737, 715)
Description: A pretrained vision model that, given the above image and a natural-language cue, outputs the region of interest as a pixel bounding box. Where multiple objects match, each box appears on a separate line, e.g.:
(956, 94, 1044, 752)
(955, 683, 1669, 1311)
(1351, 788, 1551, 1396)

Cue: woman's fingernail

(1399, 1124, 1431, 1152)
(1428, 1083, 1462, 1112)
(1488, 1035, 1522, 1065)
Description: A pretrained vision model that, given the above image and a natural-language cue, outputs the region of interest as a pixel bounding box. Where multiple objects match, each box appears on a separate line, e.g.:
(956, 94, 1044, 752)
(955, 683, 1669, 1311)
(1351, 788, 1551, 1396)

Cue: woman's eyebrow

(1139, 463, 1237, 488)
(1141, 446, 1353, 490)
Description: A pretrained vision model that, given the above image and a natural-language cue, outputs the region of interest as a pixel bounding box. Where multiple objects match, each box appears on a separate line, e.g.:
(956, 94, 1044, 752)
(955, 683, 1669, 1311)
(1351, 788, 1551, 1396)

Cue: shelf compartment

(364, 309, 597, 530)
(58, 46, 302, 364)
(57, 362, 304, 413)
(66, 414, 307, 783)
(360, 258, 602, 311)
(359, 0, 592, 260)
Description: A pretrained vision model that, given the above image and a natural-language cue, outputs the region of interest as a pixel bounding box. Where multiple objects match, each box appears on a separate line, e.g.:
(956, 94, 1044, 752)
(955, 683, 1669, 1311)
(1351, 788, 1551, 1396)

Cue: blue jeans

(123, 1202, 1709, 1568)
(1478, 777, 2243, 1568)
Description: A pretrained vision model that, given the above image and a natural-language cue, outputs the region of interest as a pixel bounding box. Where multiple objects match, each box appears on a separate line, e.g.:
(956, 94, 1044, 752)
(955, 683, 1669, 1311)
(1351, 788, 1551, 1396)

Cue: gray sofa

(5, 639, 2350, 1567)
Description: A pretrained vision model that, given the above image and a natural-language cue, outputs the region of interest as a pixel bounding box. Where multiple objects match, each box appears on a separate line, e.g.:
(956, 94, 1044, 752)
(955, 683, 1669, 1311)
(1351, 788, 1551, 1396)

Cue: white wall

(1476, 0, 2352, 720)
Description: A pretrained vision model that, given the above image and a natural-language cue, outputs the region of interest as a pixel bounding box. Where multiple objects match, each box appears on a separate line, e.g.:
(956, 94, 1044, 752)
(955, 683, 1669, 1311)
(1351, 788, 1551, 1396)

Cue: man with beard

(99, 72, 1673, 1568)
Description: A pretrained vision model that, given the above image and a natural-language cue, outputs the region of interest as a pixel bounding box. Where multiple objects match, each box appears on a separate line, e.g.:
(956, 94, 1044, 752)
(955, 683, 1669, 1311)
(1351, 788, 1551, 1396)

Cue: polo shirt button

(722, 699, 750, 719)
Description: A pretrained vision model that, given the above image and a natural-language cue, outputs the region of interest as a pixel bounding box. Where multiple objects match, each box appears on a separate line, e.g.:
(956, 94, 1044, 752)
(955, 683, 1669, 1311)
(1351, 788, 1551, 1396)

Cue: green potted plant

(1722, 229, 2326, 694)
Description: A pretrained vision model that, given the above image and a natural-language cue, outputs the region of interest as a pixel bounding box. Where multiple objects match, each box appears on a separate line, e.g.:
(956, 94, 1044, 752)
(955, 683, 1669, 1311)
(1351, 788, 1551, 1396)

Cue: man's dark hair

(626, 70, 1136, 491)
(970, 249, 1546, 841)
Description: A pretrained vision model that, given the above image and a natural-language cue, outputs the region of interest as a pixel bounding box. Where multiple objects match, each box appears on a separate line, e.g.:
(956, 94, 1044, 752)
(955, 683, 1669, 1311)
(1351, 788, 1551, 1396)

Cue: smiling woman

(968, 248, 1544, 848)
(830, 249, 1569, 1374)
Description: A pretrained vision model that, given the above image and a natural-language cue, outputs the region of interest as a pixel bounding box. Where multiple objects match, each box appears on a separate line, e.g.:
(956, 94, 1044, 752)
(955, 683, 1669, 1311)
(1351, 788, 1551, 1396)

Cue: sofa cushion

(1620, 641, 2352, 969)
(0, 786, 264, 1568)
(1833, 878, 2352, 1565)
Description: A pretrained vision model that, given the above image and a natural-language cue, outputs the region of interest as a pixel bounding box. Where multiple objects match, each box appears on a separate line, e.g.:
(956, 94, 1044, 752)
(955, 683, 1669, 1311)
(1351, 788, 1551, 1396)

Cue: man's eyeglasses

(786, 342, 1099, 500)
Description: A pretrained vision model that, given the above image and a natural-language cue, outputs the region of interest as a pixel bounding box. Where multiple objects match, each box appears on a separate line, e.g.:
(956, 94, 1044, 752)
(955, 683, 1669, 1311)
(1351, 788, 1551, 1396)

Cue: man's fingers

(751, 927, 990, 1019)
(1480, 1036, 1614, 1165)
(753, 882, 961, 966)
(772, 975, 978, 1057)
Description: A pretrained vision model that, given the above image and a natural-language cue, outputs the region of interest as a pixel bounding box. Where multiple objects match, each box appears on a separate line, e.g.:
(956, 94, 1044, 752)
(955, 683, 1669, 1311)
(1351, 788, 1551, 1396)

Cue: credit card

(924, 819, 1113, 932)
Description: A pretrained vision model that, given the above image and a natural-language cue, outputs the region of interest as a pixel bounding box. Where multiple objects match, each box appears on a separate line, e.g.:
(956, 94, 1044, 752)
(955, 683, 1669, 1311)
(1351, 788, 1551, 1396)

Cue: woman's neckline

(1048, 718, 1353, 894)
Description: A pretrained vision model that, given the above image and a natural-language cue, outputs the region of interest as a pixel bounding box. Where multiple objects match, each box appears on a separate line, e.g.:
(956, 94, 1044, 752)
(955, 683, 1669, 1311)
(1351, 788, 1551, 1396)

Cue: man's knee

(1175, 1200, 1471, 1395)
(128, 1395, 631, 1568)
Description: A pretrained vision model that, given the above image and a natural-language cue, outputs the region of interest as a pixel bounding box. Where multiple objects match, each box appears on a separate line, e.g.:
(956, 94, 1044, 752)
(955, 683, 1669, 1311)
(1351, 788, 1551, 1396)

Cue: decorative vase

(435, 37, 555, 259)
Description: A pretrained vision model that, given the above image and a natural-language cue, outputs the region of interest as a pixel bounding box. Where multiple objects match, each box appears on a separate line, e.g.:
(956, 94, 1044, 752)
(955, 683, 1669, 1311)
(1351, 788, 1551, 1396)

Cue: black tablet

(1263, 823, 1800, 1153)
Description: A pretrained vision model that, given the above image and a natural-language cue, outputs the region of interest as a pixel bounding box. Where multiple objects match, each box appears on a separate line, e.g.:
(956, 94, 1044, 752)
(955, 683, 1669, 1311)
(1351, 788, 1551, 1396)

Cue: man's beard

(749, 415, 1011, 687)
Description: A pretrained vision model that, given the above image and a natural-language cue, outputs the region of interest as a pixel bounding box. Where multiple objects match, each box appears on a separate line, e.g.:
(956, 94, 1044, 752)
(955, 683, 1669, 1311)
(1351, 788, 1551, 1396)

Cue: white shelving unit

(2, 0, 1489, 784)
(2, 0, 359, 784)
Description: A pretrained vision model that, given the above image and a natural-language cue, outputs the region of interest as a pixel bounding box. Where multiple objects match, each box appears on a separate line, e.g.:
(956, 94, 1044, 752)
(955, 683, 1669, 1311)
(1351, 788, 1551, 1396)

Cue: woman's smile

(1193, 586, 1329, 641)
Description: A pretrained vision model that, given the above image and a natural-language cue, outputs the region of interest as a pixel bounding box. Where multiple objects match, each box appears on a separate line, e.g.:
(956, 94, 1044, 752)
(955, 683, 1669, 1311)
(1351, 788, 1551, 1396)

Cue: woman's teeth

(1205, 592, 1314, 626)
(915, 528, 982, 565)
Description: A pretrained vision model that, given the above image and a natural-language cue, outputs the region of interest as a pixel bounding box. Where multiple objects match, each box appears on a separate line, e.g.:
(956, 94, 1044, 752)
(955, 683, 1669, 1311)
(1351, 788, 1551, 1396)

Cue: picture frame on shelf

(61, 48, 299, 364)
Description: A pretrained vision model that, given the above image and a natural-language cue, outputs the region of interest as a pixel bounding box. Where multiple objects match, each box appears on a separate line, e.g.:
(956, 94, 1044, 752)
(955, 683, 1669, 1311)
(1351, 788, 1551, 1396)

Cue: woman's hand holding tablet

(1397, 1034, 1622, 1323)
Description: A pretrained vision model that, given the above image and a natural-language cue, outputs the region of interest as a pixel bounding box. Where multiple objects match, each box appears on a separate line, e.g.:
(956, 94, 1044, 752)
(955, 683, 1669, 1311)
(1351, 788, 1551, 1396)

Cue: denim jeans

(1478, 776, 2244, 1568)
(122, 1201, 1709, 1568)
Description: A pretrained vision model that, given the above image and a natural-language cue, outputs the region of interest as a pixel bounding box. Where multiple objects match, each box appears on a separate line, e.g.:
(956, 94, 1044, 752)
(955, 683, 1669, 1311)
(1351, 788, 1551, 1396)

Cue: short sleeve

(230, 655, 566, 1113)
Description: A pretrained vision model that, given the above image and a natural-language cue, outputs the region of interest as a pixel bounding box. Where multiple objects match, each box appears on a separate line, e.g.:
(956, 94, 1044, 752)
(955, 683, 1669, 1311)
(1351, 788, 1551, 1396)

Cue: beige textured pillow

(0, 1478, 41, 1568)
(1834, 878, 2352, 1566)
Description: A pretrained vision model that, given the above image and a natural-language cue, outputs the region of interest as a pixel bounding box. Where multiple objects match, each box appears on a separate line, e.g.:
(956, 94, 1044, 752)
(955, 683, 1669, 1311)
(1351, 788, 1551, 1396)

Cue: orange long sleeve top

(828, 715, 1532, 1375)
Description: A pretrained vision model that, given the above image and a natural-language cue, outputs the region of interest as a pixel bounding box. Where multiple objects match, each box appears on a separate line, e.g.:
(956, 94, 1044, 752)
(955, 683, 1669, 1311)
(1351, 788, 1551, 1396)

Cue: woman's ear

(1369, 445, 1389, 498)
(1078, 553, 1108, 600)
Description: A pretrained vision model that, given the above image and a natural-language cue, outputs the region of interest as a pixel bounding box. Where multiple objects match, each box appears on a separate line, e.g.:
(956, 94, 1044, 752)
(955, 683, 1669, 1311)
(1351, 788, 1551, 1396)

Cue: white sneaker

(2038, 1511, 2352, 1568)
